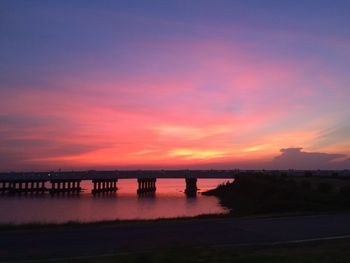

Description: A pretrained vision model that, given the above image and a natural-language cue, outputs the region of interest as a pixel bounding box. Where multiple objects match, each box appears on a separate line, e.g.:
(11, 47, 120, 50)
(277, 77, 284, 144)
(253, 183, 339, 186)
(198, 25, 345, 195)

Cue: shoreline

(0, 212, 230, 231)
(2, 210, 349, 231)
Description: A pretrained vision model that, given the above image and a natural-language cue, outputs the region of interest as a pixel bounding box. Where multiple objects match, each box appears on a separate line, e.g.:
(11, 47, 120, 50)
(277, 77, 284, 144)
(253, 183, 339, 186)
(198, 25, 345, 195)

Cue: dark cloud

(0, 115, 50, 128)
(271, 148, 348, 169)
(0, 141, 103, 159)
(0, 139, 52, 148)
(0, 138, 110, 171)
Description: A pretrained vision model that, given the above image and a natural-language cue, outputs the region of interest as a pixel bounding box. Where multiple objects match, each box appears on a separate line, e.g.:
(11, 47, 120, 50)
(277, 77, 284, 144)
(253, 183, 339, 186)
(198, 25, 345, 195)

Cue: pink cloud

(0, 39, 348, 170)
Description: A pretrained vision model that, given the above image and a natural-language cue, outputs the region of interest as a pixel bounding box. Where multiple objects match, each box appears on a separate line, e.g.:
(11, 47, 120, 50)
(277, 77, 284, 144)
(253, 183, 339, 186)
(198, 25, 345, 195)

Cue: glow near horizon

(0, 1, 349, 170)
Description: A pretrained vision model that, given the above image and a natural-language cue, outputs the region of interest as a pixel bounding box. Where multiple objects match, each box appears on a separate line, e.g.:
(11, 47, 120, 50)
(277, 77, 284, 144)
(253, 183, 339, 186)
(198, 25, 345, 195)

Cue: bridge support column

(41, 181, 45, 192)
(6, 180, 47, 194)
(137, 178, 156, 194)
(185, 178, 197, 196)
(50, 180, 81, 194)
(92, 179, 118, 194)
(0, 181, 10, 194)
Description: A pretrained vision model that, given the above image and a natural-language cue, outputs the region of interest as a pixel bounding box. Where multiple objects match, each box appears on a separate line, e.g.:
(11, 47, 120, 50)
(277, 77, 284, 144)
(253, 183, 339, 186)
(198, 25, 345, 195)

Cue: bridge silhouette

(0, 169, 348, 195)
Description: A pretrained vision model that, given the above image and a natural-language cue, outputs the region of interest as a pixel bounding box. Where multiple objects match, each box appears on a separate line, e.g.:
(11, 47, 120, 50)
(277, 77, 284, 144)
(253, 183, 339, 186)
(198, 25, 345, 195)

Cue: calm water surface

(0, 179, 232, 224)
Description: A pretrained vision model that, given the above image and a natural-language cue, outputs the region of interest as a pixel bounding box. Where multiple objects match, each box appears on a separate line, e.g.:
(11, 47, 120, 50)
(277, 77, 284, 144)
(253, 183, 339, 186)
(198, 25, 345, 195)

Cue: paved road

(1, 213, 350, 261)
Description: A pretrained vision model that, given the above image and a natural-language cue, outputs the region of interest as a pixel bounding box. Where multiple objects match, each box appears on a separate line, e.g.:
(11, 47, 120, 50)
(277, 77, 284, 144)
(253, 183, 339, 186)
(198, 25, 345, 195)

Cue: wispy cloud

(0, 2, 349, 170)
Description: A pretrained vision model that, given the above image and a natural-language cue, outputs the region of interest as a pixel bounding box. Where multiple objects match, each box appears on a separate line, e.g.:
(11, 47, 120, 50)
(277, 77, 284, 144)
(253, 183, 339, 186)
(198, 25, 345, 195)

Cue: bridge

(0, 170, 235, 195)
(0, 169, 348, 195)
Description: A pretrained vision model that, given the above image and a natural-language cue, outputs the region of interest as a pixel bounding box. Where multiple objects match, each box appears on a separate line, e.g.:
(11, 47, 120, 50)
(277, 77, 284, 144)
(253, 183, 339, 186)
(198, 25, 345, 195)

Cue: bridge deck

(0, 169, 348, 181)
(0, 170, 236, 181)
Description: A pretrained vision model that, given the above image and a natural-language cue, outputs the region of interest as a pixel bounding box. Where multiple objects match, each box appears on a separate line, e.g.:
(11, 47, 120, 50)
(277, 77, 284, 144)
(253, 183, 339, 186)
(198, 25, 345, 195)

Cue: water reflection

(0, 179, 232, 224)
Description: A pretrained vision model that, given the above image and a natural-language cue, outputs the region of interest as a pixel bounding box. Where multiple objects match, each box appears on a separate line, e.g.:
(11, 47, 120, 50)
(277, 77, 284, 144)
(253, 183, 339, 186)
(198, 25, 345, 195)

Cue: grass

(0, 213, 230, 231)
(65, 238, 350, 263)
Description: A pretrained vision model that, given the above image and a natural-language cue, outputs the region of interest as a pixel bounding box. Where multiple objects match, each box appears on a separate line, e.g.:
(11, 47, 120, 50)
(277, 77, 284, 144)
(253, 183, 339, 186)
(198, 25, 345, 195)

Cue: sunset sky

(1, 1, 350, 171)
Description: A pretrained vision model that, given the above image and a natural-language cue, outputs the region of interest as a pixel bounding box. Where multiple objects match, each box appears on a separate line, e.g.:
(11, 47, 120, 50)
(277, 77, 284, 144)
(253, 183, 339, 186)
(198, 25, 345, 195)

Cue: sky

(0, 0, 350, 171)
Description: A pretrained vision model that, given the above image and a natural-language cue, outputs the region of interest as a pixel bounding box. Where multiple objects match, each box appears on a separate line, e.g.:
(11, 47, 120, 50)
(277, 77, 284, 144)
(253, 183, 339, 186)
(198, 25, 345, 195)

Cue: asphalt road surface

(2, 213, 350, 261)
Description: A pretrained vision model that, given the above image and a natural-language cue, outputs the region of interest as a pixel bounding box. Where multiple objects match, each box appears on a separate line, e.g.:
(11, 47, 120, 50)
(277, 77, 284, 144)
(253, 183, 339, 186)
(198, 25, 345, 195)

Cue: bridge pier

(92, 179, 118, 194)
(137, 178, 156, 194)
(50, 180, 81, 194)
(185, 178, 198, 196)
(1, 180, 48, 194)
(0, 181, 11, 194)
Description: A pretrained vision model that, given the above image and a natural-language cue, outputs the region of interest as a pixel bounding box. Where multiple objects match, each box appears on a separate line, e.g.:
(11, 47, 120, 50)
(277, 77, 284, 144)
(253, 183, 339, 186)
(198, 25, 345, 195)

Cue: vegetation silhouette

(204, 173, 350, 216)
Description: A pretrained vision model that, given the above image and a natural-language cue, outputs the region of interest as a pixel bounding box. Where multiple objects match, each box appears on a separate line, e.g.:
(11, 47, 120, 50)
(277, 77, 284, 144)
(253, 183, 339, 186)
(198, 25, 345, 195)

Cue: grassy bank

(71, 238, 350, 263)
(0, 213, 230, 231)
(203, 174, 350, 216)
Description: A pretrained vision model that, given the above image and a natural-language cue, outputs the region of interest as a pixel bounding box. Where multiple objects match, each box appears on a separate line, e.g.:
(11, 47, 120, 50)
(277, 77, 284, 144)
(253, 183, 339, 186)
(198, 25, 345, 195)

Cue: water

(0, 179, 232, 224)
